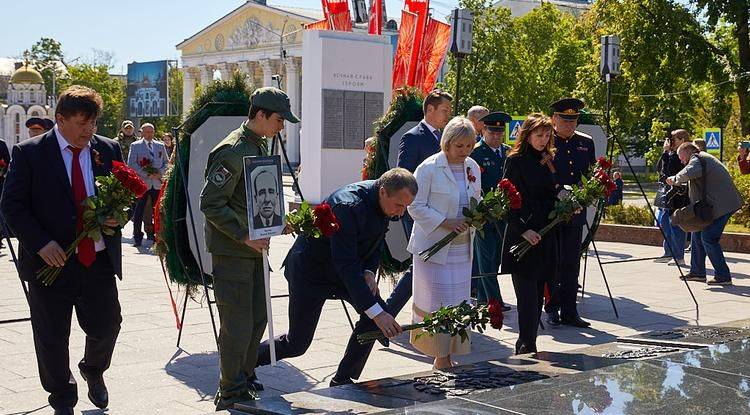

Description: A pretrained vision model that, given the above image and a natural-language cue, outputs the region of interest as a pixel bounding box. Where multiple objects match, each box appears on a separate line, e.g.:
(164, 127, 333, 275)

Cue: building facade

(0, 63, 54, 146)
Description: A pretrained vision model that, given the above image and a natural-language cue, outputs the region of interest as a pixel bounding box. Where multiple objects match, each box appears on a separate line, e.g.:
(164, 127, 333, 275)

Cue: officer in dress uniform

(199, 87, 299, 410)
(470, 112, 512, 310)
(546, 98, 595, 328)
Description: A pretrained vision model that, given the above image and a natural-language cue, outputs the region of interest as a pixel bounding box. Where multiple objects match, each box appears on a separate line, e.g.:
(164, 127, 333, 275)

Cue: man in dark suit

(251, 169, 281, 229)
(330, 90, 452, 385)
(0, 86, 124, 415)
(256, 168, 417, 372)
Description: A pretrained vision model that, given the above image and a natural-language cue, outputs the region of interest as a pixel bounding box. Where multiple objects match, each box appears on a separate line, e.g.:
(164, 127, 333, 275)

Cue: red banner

(305, 19, 331, 30)
(368, 0, 383, 35)
(392, 10, 418, 91)
(404, 0, 430, 86)
(330, 11, 353, 31)
(415, 18, 451, 94)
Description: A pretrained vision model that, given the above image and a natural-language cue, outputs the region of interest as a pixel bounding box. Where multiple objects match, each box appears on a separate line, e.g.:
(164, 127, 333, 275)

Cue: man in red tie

(0, 85, 125, 415)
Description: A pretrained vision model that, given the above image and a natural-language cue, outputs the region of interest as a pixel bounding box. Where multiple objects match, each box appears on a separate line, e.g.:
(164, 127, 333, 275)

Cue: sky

(2, 0, 459, 74)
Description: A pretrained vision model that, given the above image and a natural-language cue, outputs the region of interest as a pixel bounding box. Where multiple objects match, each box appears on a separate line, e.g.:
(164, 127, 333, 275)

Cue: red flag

(392, 10, 418, 91)
(330, 11, 353, 31)
(305, 19, 331, 30)
(368, 0, 383, 35)
(404, 0, 430, 86)
(414, 18, 451, 94)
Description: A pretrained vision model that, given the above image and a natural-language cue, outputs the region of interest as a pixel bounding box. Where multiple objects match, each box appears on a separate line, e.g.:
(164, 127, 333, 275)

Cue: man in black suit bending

(0, 85, 125, 415)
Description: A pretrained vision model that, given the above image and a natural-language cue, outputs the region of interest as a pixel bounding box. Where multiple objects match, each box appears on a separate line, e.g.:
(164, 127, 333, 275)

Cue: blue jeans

(690, 212, 733, 280)
(657, 208, 685, 260)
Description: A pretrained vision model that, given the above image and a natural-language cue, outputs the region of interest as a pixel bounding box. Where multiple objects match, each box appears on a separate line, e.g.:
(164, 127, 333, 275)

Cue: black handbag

(671, 154, 714, 232)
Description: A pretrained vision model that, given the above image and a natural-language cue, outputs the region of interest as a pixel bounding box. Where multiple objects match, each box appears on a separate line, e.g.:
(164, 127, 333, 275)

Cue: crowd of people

(0, 82, 746, 413)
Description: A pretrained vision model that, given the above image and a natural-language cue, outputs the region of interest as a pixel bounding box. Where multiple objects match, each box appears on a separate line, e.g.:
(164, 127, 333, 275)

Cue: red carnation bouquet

(0, 159, 7, 178)
(286, 201, 341, 238)
(357, 299, 504, 344)
(509, 157, 616, 260)
(137, 157, 159, 175)
(37, 161, 147, 285)
(418, 178, 522, 261)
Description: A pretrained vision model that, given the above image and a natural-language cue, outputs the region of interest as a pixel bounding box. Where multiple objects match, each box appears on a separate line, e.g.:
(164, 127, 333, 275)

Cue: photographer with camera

(654, 129, 691, 266)
(737, 141, 750, 175)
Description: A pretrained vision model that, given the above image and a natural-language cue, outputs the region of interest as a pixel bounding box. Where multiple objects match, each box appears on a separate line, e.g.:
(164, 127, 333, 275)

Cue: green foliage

(644, 118, 670, 169)
(727, 159, 750, 228)
(604, 204, 655, 227)
(28, 37, 64, 96)
(287, 201, 323, 238)
(58, 64, 126, 138)
(158, 72, 253, 288)
(445, 1, 587, 114)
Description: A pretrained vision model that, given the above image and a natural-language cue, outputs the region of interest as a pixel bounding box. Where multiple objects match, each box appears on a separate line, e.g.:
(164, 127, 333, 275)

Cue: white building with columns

(176, 1, 322, 167)
(0, 63, 54, 146)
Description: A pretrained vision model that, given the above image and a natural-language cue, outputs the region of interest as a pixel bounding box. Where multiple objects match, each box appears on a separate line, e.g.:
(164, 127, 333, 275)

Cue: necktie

(434, 130, 442, 143)
(147, 141, 154, 158)
(495, 149, 501, 157)
(69, 146, 96, 267)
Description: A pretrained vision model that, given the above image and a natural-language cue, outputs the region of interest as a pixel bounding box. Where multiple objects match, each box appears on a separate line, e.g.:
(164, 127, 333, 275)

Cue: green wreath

(155, 72, 252, 290)
(363, 87, 424, 276)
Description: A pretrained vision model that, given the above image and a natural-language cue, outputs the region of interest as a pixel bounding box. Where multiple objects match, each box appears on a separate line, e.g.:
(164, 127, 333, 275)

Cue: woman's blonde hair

(509, 113, 554, 157)
(440, 116, 476, 151)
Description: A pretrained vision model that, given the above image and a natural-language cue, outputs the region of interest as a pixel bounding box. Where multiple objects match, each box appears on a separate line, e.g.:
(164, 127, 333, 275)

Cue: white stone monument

(298, 30, 394, 203)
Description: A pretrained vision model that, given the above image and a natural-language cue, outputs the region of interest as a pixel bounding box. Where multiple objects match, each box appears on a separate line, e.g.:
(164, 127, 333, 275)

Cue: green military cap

(480, 111, 512, 132)
(550, 98, 585, 120)
(251, 87, 300, 123)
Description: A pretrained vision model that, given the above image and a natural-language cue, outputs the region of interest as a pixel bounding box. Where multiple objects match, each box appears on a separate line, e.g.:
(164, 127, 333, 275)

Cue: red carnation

(138, 157, 152, 168)
(499, 178, 512, 191)
(466, 167, 476, 183)
(509, 191, 522, 210)
(313, 202, 341, 237)
(487, 299, 504, 329)
(112, 161, 147, 198)
(597, 156, 612, 170)
(480, 166, 486, 174)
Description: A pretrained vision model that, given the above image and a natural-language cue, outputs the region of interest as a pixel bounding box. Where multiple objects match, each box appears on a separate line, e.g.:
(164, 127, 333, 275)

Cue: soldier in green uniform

(199, 87, 299, 410)
(471, 112, 512, 311)
(116, 120, 137, 161)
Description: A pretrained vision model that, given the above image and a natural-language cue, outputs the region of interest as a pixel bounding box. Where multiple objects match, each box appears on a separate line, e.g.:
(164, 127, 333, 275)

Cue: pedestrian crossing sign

(506, 116, 525, 145)
(704, 128, 721, 159)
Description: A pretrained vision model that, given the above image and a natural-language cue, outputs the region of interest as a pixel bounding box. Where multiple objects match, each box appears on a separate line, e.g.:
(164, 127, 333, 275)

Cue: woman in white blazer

(406, 116, 482, 369)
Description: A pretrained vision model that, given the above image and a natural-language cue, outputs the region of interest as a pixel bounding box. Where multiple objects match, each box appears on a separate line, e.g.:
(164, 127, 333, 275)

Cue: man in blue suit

(256, 169, 417, 371)
(1, 86, 125, 414)
(331, 90, 452, 385)
(127, 123, 168, 246)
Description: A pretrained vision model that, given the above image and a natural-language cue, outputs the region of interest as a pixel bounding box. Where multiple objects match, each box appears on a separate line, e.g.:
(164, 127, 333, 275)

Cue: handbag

(671, 154, 714, 232)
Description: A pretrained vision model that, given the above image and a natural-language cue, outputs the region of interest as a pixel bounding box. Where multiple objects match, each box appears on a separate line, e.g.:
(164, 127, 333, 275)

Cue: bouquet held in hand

(286, 201, 341, 238)
(357, 299, 504, 345)
(418, 178, 522, 261)
(137, 157, 159, 175)
(37, 161, 147, 285)
(509, 157, 616, 260)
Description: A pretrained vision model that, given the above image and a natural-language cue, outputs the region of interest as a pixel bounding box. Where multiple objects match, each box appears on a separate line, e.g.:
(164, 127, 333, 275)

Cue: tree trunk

(735, 0, 750, 135)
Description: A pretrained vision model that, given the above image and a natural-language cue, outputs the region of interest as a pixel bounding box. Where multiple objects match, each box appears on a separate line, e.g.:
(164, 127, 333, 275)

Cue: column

(199, 64, 213, 86)
(182, 67, 196, 118)
(216, 62, 230, 81)
(236, 60, 253, 84)
(260, 59, 273, 87)
(284, 57, 301, 167)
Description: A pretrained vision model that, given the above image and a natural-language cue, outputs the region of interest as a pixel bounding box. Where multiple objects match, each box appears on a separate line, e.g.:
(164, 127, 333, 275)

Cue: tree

(59, 64, 126, 138)
(693, 0, 750, 135)
(28, 37, 64, 98)
(442, 1, 588, 115)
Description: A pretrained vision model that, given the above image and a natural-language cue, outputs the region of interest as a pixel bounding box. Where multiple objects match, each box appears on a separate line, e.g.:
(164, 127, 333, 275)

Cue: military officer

(199, 87, 299, 410)
(470, 112, 512, 310)
(546, 98, 595, 328)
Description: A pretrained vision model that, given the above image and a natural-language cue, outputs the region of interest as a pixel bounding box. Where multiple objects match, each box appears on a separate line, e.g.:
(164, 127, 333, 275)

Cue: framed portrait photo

(244, 155, 286, 240)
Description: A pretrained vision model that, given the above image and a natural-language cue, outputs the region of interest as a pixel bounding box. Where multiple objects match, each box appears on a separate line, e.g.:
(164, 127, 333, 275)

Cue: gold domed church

(0, 61, 54, 145)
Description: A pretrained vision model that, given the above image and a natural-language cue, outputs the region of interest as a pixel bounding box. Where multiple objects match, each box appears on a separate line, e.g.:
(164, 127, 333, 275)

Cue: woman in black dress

(501, 113, 558, 354)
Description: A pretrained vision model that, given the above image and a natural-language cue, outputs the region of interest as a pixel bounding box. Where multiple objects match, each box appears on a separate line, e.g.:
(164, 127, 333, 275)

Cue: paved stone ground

(2, 182, 750, 414)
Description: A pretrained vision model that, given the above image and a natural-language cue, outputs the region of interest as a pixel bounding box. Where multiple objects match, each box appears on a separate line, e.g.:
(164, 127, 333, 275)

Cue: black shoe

(330, 376, 354, 387)
(80, 371, 108, 409)
(680, 273, 706, 282)
(215, 391, 258, 410)
(247, 374, 264, 391)
(546, 311, 561, 326)
(54, 408, 74, 415)
(132, 240, 142, 247)
(561, 315, 591, 328)
(707, 278, 732, 286)
(515, 342, 536, 355)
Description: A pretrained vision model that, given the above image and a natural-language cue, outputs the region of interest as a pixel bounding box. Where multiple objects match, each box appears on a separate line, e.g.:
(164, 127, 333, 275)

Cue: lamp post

(449, 8, 474, 114)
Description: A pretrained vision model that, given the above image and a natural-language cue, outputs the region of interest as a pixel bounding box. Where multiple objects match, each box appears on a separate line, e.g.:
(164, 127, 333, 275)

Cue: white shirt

(54, 125, 106, 252)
